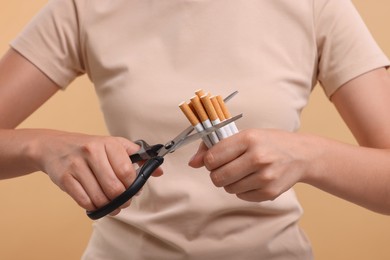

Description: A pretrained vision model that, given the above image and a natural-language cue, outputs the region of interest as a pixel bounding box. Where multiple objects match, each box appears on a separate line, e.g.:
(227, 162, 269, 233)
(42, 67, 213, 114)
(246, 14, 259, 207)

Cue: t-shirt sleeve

(10, 0, 85, 89)
(315, 0, 390, 98)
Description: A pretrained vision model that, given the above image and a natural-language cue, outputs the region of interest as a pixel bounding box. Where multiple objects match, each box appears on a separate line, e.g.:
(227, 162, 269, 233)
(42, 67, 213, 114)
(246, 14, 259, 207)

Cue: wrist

(296, 133, 328, 186)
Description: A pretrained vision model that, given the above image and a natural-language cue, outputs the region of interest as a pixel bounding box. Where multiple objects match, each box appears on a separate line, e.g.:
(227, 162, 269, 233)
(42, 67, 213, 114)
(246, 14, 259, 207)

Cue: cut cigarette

(201, 94, 228, 140)
(179, 101, 213, 148)
(190, 95, 219, 145)
(211, 96, 233, 137)
(216, 95, 239, 134)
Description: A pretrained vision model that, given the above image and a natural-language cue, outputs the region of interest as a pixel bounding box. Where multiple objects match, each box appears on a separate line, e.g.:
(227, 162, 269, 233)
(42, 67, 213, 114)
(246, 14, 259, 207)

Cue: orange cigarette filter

(179, 101, 200, 126)
(200, 94, 218, 121)
(216, 95, 232, 118)
(195, 89, 206, 98)
(190, 95, 209, 122)
(211, 96, 226, 121)
(188, 102, 200, 121)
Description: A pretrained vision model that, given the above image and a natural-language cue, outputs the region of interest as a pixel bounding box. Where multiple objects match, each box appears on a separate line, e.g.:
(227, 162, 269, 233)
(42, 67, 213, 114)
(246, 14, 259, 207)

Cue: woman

(1, 0, 389, 259)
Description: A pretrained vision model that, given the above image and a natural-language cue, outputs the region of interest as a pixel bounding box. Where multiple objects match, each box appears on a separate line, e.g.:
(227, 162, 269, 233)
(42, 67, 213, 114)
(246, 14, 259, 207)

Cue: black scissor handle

(86, 156, 164, 220)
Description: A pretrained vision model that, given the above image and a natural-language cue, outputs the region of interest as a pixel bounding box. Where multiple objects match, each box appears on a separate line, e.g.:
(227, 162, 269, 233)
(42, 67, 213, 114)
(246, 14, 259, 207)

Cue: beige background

(0, 1, 389, 259)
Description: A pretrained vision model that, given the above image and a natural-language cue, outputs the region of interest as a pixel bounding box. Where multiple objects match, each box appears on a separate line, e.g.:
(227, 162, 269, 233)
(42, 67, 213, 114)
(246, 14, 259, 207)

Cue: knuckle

(120, 200, 132, 209)
(68, 157, 83, 172)
(242, 129, 258, 144)
(81, 143, 93, 154)
(105, 181, 125, 199)
(251, 153, 264, 168)
(81, 141, 99, 156)
(203, 152, 215, 170)
(116, 162, 133, 179)
(210, 172, 224, 187)
(91, 193, 109, 208)
(56, 172, 73, 189)
(259, 170, 275, 183)
(263, 188, 280, 201)
(257, 169, 277, 186)
(76, 195, 94, 211)
(224, 185, 236, 194)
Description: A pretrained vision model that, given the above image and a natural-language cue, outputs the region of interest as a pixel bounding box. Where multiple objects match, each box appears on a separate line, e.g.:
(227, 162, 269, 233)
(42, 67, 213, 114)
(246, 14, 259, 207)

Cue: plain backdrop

(0, 1, 389, 259)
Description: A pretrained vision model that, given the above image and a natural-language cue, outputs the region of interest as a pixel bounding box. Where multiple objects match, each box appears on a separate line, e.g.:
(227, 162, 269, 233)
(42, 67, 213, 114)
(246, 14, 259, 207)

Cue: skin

(0, 49, 163, 215)
(189, 68, 390, 215)
(1, 48, 390, 216)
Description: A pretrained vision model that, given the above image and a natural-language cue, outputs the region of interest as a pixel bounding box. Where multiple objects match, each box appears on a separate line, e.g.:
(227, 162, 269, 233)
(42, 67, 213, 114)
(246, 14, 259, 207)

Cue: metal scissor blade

(223, 90, 238, 103)
(166, 113, 243, 153)
(164, 91, 239, 150)
(157, 91, 240, 157)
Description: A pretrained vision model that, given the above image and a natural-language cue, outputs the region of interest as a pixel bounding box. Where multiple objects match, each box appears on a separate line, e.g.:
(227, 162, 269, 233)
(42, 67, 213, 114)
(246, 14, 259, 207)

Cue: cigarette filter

(216, 95, 239, 134)
(201, 94, 228, 140)
(190, 95, 220, 145)
(179, 101, 213, 148)
(211, 96, 233, 137)
(195, 89, 206, 98)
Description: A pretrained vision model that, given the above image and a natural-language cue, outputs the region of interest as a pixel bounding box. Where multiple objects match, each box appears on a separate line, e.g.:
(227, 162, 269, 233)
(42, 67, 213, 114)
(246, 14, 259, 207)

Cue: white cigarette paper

(211, 96, 233, 137)
(190, 95, 219, 145)
(200, 94, 228, 140)
(216, 95, 239, 134)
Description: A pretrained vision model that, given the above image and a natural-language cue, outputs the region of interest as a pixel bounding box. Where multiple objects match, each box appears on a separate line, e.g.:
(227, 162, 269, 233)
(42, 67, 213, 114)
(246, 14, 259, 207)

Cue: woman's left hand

(189, 129, 318, 202)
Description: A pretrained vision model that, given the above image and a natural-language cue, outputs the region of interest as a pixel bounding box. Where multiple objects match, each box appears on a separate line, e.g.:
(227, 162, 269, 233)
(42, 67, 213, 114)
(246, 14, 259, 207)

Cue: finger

(203, 133, 247, 170)
(151, 167, 164, 176)
(69, 159, 112, 209)
(60, 173, 100, 211)
(116, 137, 142, 155)
(209, 151, 264, 187)
(120, 200, 131, 209)
(223, 170, 268, 195)
(105, 142, 137, 188)
(109, 208, 122, 216)
(188, 142, 208, 168)
(120, 137, 164, 177)
(85, 144, 127, 200)
(236, 187, 280, 202)
(136, 160, 164, 177)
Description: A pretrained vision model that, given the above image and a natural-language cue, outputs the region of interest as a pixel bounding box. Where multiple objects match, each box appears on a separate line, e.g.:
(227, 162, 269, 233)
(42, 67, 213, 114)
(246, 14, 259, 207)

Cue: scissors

(86, 92, 242, 220)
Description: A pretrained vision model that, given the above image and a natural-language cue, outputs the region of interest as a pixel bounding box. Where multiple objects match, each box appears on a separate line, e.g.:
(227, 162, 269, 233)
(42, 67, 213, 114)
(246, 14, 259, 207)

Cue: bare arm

(314, 67, 390, 213)
(0, 48, 59, 176)
(189, 68, 390, 215)
(0, 49, 59, 129)
(0, 49, 162, 214)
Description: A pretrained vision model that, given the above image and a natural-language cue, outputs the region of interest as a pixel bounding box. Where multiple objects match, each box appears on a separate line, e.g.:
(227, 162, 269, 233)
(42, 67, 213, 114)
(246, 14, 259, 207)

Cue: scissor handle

(86, 156, 164, 220)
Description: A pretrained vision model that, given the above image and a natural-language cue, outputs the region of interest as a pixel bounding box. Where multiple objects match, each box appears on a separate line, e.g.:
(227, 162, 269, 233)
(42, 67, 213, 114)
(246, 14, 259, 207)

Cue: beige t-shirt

(11, 0, 389, 259)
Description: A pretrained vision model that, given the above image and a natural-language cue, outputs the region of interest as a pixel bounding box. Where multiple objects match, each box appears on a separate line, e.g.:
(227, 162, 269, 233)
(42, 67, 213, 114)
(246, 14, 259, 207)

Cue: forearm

(0, 128, 44, 179)
(303, 134, 390, 215)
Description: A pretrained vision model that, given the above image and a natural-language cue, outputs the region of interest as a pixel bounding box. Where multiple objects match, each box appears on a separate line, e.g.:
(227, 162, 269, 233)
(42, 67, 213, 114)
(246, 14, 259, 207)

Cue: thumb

(188, 142, 209, 168)
(118, 137, 164, 177)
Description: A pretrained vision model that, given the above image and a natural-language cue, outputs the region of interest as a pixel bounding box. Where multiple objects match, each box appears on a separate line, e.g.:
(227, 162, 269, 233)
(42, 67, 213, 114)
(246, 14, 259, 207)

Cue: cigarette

(179, 101, 213, 148)
(211, 96, 233, 137)
(195, 89, 206, 98)
(216, 95, 239, 134)
(190, 95, 220, 145)
(201, 94, 228, 140)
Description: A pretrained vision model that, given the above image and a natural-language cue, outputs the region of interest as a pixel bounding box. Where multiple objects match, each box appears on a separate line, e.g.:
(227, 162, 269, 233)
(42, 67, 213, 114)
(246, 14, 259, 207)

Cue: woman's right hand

(0, 49, 164, 215)
(29, 130, 163, 215)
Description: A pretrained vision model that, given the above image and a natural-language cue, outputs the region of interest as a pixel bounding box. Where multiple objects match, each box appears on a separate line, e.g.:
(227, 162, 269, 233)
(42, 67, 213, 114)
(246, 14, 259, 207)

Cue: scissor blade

(223, 90, 238, 103)
(168, 91, 239, 143)
(157, 91, 240, 157)
(170, 113, 243, 152)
